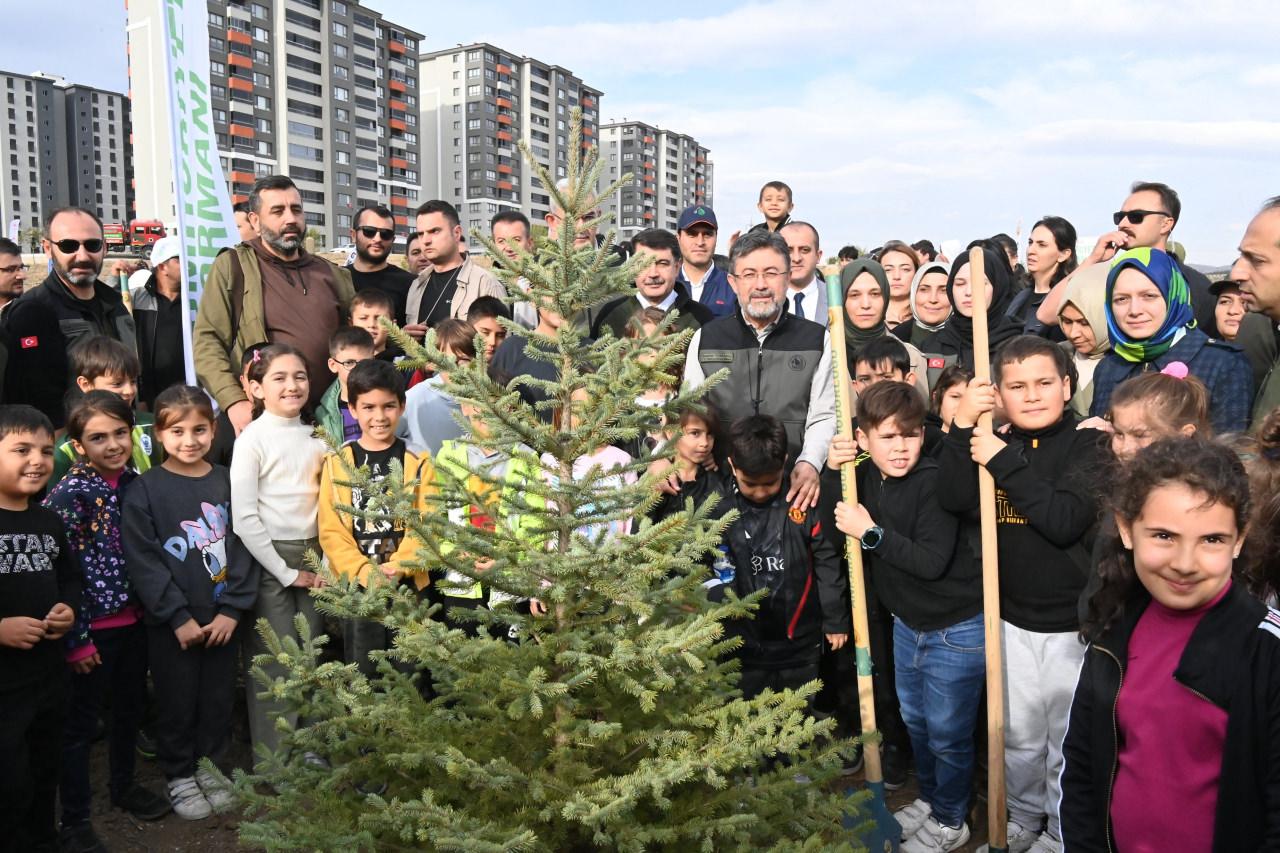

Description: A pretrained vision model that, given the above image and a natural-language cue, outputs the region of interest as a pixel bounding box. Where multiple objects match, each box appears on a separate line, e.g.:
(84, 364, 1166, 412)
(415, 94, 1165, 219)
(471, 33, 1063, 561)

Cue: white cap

(149, 236, 181, 266)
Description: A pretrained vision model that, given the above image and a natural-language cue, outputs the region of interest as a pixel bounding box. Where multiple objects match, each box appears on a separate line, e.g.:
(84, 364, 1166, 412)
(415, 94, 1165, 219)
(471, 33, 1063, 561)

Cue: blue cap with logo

(676, 204, 717, 232)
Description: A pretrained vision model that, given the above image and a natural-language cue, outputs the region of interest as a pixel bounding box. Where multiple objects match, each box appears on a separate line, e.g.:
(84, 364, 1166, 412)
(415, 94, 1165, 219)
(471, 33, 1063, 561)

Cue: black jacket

(590, 291, 714, 339)
(820, 456, 980, 632)
(132, 275, 187, 409)
(1060, 582, 1280, 852)
(1, 272, 136, 427)
(708, 475, 850, 669)
(936, 413, 1105, 632)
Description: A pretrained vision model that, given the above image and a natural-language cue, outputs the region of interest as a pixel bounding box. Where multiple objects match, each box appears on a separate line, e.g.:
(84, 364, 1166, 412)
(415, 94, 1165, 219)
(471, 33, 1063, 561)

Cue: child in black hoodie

(830, 381, 983, 852)
(936, 335, 1105, 853)
(708, 415, 849, 701)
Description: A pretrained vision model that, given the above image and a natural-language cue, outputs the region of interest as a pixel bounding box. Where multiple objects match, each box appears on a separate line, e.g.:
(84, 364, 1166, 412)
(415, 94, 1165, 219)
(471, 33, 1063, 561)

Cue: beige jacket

(405, 257, 505, 325)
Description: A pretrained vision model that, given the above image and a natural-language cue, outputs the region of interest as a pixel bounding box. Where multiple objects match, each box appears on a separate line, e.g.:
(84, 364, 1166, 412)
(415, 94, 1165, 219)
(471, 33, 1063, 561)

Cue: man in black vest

(682, 230, 833, 510)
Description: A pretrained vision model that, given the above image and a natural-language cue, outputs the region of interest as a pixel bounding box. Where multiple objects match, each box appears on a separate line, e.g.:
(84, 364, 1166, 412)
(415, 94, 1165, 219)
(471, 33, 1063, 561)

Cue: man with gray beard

(682, 230, 834, 511)
(1, 207, 136, 427)
(194, 175, 354, 434)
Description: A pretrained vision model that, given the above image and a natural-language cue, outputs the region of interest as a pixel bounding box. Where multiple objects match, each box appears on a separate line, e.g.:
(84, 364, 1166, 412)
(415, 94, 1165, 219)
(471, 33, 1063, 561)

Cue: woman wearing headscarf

(1054, 264, 1109, 417)
(892, 261, 950, 350)
(1088, 247, 1252, 433)
(840, 259, 931, 402)
(921, 244, 1023, 371)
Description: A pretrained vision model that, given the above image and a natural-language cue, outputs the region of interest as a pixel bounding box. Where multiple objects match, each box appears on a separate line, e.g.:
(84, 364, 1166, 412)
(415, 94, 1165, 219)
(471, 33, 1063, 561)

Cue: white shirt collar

(637, 289, 679, 311)
(787, 277, 819, 313)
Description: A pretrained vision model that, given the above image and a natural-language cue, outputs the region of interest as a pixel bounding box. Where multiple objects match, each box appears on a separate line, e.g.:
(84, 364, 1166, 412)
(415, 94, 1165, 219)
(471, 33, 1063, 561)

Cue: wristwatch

(860, 526, 884, 551)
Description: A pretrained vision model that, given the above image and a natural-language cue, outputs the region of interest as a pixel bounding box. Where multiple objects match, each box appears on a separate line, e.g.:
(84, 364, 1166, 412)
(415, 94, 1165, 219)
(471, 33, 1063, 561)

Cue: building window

(331, 0, 348, 13)
(334, 87, 349, 102)
(332, 21, 347, 37)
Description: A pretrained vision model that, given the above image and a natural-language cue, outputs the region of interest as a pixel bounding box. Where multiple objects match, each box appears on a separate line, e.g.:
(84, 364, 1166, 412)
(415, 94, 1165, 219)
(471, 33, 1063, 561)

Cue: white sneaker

(196, 767, 235, 813)
(901, 817, 970, 853)
(167, 776, 211, 821)
(895, 798, 933, 841)
(977, 821, 1040, 853)
(1026, 834, 1063, 853)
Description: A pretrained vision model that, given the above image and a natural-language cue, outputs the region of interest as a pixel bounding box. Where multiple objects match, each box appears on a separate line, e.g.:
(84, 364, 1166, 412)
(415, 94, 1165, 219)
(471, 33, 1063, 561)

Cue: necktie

(794, 292, 805, 320)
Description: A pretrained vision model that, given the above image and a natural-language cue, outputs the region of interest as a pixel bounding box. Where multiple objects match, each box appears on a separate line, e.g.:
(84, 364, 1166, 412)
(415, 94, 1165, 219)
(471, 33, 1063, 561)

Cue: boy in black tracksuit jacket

(825, 381, 983, 844)
(707, 414, 849, 700)
(935, 335, 1106, 849)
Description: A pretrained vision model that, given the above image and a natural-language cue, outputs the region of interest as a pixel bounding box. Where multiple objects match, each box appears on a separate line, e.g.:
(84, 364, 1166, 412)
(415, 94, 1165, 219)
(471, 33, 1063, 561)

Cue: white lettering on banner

(162, 0, 238, 385)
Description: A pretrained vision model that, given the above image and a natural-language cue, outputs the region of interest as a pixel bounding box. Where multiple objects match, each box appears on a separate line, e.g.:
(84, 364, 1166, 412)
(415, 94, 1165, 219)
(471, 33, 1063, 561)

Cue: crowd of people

(1, 172, 1280, 853)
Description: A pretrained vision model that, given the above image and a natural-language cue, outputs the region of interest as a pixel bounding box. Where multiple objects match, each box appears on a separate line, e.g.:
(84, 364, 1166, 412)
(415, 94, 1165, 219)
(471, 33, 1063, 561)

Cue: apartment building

(127, 0, 423, 248)
(418, 42, 602, 239)
(598, 121, 712, 240)
(0, 70, 133, 235)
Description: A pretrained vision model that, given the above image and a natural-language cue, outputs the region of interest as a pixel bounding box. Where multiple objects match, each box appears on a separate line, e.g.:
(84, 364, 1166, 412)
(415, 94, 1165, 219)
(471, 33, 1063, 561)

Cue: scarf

(839, 259, 890, 365)
(909, 260, 951, 333)
(935, 246, 1023, 362)
(1105, 247, 1195, 364)
(1058, 263, 1111, 360)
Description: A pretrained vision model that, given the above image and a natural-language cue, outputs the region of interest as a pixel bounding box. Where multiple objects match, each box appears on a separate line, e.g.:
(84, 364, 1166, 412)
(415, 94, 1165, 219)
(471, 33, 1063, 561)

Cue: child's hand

(379, 563, 400, 580)
(1078, 416, 1113, 433)
(292, 570, 319, 589)
(827, 435, 859, 470)
(474, 557, 495, 573)
(43, 603, 75, 640)
(647, 458, 681, 495)
(529, 598, 548, 616)
(954, 378, 997, 428)
(175, 618, 205, 650)
(970, 425, 1007, 466)
(70, 651, 102, 674)
(0, 615, 47, 649)
(201, 614, 238, 647)
(834, 501, 874, 539)
(826, 633, 849, 650)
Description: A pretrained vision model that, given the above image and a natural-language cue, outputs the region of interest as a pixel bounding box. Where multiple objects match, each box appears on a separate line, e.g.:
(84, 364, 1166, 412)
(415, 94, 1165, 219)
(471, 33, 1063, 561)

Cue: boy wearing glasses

(348, 204, 414, 327)
(316, 327, 376, 444)
(3, 207, 136, 429)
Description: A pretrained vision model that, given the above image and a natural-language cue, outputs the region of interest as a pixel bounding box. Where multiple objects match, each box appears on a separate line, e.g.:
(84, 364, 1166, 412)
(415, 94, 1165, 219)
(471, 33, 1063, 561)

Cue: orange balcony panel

(496, 113, 512, 125)
(496, 63, 512, 75)
(389, 117, 407, 131)
(389, 79, 406, 93)
(643, 135, 654, 144)
(582, 96, 596, 108)
(643, 188, 655, 196)
(394, 215, 408, 226)
(228, 123, 255, 138)
(389, 98, 407, 112)
(389, 39, 406, 54)
(643, 160, 654, 169)
(228, 76, 253, 92)
(227, 53, 252, 68)
(496, 180, 513, 191)
(232, 192, 249, 204)
(582, 126, 594, 137)
(643, 212, 654, 220)
(497, 164, 513, 175)
(496, 130, 512, 142)
(389, 195, 408, 207)
(496, 96, 512, 109)
(227, 29, 251, 45)
(228, 170, 255, 183)
(388, 158, 407, 170)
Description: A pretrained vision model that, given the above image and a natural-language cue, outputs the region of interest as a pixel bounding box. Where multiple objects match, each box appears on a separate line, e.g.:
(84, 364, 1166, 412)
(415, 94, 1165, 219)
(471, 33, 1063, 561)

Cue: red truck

(130, 220, 167, 254)
(103, 222, 128, 253)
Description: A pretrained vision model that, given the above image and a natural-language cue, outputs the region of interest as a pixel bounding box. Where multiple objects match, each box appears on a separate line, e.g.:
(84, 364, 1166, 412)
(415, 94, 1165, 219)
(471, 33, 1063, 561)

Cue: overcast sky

(9, 0, 1279, 265)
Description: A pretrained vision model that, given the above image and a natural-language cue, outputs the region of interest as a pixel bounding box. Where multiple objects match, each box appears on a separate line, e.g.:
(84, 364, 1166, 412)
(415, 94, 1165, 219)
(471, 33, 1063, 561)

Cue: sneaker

(840, 743, 864, 777)
(977, 821, 1040, 853)
(303, 751, 331, 770)
(1026, 834, 1063, 853)
(166, 777, 212, 821)
(135, 729, 158, 760)
(895, 798, 933, 841)
(195, 768, 235, 813)
(57, 822, 108, 853)
(111, 783, 172, 821)
(882, 744, 909, 790)
(901, 817, 970, 853)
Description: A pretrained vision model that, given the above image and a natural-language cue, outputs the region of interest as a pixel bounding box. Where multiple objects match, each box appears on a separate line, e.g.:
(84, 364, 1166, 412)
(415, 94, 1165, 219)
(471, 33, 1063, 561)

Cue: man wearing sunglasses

(0, 236, 25, 321)
(2, 207, 137, 428)
(348, 204, 414, 328)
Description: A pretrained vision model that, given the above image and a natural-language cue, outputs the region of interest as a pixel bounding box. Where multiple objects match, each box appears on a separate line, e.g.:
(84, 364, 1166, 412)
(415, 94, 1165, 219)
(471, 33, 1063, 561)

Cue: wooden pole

(825, 272, 900, 850)
(968, 247, 1008, 852)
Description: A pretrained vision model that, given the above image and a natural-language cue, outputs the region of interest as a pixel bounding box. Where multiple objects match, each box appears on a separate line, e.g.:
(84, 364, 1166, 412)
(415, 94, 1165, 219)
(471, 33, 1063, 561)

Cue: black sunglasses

(358, 226, 395, 241)
(1112, 209, 1171, 226)
(51, 238, 104, 254)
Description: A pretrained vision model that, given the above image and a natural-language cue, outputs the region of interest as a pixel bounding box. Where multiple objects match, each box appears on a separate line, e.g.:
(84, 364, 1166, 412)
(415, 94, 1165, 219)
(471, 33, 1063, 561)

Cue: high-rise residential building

(127, 0, 423, 249)
(0, 70, 133, 236)
(598, 121, 712, 240)
(418, 42, 602, 239)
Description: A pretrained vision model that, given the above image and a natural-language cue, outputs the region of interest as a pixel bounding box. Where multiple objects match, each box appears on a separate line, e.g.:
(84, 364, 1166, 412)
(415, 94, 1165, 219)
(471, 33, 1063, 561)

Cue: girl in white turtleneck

(229, 342, 328, 761)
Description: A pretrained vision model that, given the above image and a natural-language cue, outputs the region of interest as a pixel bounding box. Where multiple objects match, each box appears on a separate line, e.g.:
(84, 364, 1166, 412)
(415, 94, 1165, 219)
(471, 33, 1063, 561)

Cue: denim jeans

(893, 613, 986, 828)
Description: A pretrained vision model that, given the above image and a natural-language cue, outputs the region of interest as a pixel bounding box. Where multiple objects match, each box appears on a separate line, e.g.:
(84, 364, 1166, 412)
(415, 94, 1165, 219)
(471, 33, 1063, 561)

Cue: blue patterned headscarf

(1105, 247, 1195, 363)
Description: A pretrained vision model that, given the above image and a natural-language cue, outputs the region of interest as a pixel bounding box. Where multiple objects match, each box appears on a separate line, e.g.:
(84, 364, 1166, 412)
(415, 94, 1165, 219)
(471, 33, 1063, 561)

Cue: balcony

(582, 126, 594, 137)
(228, 53, 252, 68)
(643, 211, 654, 220)
(389, 117, 407, 131)
(496, 96, 512, 109)
(389, 98, 407, 112)
(497, 163, 513, 175)
(496, 130, 512, 143)
(388, 39, 406, 55)
(388, 79, 406, 93)
(582, 95, 596, 108)
(394, 214, 408, 226)
(228, 170, 255, 184)
(643, 135, 654, 144)
(227, 29, 251, 45)
(497, 180, 513, 191)
(389, 195, 408, 207)
(496, 63, 513, 75)
(228, 77, 253, 92)
(228, 123, 254, 138)
(389, 157, 408, 169)
(232, 192, 249, 204)
(496, 113, 513, 125)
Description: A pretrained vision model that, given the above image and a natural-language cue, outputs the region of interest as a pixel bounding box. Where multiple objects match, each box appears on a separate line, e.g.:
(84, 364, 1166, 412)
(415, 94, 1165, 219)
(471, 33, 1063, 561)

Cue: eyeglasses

(50, 238, 104, 254)
(332, 358, 361, 370)
(1112, 209, 1171, 226)
(0, 264, 23, 274)
(732, 269, 786, 284)
(358, 226, 395, 241)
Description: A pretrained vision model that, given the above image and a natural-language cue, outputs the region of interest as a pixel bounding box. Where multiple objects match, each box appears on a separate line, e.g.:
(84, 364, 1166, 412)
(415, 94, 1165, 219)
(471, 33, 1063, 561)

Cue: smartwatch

(860, 525, 884, 551)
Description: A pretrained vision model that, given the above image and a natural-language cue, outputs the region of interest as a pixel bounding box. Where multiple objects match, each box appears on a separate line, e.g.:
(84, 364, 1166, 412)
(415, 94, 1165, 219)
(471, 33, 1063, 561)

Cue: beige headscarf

(1058, 263, 1110, 416)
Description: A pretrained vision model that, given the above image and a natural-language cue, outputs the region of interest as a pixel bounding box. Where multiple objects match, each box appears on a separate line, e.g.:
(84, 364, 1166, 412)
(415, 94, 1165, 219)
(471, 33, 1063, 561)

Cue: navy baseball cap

(677, 205, 718, 232)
